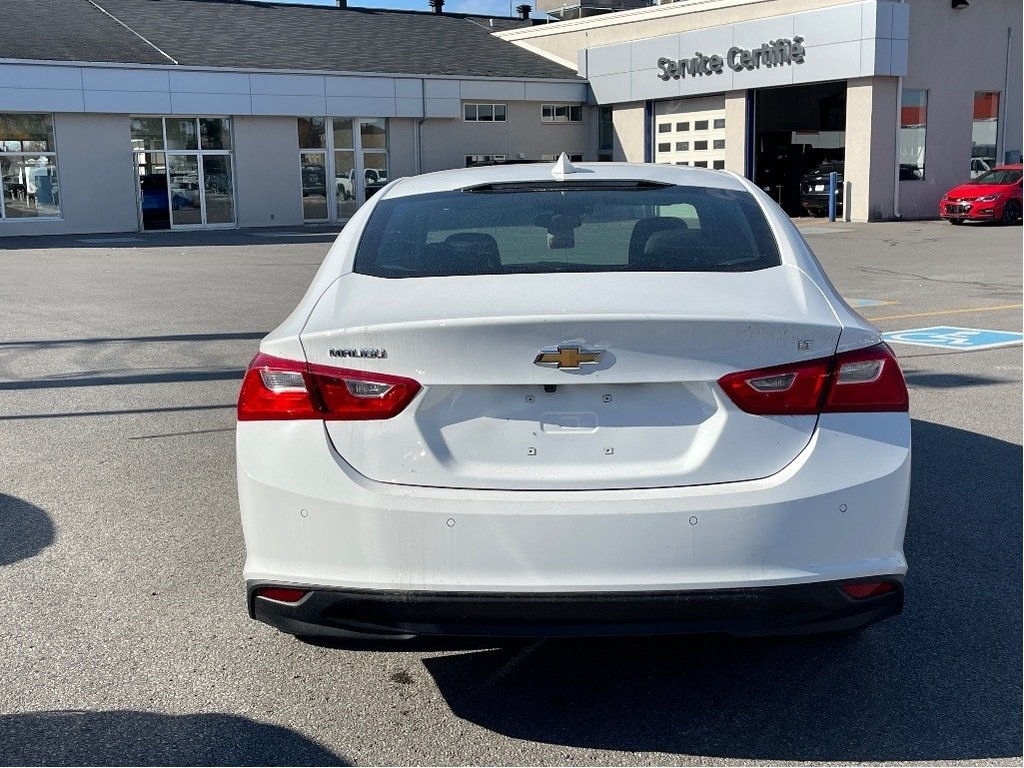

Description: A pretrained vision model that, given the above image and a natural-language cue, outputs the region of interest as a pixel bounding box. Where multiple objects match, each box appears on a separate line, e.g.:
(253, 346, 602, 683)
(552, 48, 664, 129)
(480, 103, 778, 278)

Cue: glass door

(301, 152, 328, 221)
(135, 152, 169, 230)
(334, 150, 357, 219)
(202, 154, 234, 225)
(168, 154, 202, 227)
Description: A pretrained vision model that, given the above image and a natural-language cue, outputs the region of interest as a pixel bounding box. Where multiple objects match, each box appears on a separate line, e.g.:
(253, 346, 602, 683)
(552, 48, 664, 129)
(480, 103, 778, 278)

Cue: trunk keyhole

(544, 385, 558, 394)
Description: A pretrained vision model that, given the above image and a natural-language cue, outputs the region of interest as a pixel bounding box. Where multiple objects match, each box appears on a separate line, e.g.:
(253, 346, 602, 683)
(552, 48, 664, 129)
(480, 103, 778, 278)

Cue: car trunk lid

(300, 267, 841, 490)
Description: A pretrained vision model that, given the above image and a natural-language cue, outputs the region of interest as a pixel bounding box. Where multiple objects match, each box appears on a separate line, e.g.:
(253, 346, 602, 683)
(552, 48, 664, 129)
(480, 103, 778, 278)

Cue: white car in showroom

(237, 156, 910, 639)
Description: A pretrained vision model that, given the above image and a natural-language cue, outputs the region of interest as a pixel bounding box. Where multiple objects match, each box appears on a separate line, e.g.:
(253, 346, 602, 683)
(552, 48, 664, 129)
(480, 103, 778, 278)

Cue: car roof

(380, 161, 749, 199)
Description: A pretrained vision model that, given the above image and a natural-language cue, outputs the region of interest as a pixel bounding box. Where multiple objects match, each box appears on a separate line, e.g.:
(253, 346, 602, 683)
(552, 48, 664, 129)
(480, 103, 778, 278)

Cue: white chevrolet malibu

(236, 157, 910, 639)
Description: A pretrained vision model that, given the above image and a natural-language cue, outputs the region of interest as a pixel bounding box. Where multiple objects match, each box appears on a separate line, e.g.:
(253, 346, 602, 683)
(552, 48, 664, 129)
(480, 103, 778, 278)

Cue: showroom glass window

(971, 92, 1000, 177)
(899, 90, 927, 180)
(296, 117, 389, 222)
(0, 113, 60, 220)
(130, 116, 235, 229)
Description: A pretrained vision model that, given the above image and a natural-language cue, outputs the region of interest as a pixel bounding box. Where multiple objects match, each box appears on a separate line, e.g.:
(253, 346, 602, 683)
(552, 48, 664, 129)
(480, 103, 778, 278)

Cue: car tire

(1000, 200, 1021, 226)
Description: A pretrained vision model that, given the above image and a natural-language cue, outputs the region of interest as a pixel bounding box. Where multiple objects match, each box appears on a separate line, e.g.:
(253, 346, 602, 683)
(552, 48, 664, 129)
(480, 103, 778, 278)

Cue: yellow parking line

(867, 303, 1023, 322)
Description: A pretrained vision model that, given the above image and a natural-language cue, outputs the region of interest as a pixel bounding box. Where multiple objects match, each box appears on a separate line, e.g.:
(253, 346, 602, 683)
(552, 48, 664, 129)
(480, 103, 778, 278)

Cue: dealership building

(0, 0, 1019, 235)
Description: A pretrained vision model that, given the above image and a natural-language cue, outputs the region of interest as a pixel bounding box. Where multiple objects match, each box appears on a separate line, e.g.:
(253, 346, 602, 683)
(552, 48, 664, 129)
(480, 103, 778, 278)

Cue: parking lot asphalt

(0, 220, 1020, 766)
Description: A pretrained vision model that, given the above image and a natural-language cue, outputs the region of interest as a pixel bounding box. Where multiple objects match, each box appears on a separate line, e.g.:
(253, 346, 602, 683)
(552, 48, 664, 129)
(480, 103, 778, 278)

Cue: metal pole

(828, 170, 838, 222)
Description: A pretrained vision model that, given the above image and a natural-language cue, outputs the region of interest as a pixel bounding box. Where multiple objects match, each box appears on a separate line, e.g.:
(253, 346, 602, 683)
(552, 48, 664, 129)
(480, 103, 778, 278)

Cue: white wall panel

(859, 38, 885, 78)
(249, 74, 324, 96)
(862, 0, 887, 39)
(250, 93, 327, 115)
(793, 4, 862, 45)
(732, 15, 795, 46)
(394, 79, 422, 99)
(325, 77, 394, 98)
(168, 71, 250, 94)
(395, 98, 423, 117)
(0, 65, 82, 89)
(587, 48, 630, 77)
(460, 80, 525, 100)
(326, 96, 397, 117)
(81, 68, 170, 92)
(632, 67, 677, 99)
(891, 3, 909, 39)
(0, 87, 85, 112)
(170, 91, 253, 115)
(523, 81, 589, 102)
(588, 73, 631, 103)
(678, 70, 733, 96)
(424, 80, 460, 99)
(889, 38, 908, 76)
(83, 90, 171, 113)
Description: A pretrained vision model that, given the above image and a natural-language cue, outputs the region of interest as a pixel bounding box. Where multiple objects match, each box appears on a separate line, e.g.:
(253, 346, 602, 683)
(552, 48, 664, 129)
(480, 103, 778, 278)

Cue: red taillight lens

(237, 353, 421, 421)
(308, 362, 422, 420)
(256, 587, 309, 603)
(841, 581, 896, 599)
(718, 344, 908, 416)
(718, 357, 831, 415)
(822, 344, 909, 413)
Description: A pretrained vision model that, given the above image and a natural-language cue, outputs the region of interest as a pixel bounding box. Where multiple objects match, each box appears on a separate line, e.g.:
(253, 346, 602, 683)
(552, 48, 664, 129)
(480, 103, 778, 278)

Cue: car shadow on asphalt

(422, 419, 1023, 762)
(0, 710, 347, 766)
(902, 371, 1012, 389)
(0, 494, 54, 567)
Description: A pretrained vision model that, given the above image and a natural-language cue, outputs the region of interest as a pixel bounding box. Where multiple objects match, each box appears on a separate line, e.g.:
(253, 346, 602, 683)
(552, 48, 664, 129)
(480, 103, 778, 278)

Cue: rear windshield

(354, 183, 781, 278)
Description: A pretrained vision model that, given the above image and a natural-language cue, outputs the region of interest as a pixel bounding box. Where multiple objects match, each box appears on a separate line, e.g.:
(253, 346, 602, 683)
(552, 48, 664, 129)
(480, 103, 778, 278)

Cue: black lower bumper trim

(247, 578, 904, 639)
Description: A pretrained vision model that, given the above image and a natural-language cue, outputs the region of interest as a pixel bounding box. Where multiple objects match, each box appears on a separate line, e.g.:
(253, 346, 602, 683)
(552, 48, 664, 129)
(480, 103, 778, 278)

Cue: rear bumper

(238, 411, 911, 638)
(248, 578, 904, 638)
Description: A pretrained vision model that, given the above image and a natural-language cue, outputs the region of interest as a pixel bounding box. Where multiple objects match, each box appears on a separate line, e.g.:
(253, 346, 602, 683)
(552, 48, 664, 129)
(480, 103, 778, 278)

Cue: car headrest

(628, 217, 688, 262)
(441, 232, 502, 274)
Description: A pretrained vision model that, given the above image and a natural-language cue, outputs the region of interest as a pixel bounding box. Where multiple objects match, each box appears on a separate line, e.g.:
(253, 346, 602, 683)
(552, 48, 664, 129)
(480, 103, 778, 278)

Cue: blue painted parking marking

(882, 326, 1024, 351)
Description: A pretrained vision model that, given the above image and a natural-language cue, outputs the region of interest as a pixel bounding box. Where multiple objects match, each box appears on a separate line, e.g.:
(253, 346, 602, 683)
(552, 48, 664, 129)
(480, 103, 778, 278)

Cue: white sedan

(237, 156, 910, 639)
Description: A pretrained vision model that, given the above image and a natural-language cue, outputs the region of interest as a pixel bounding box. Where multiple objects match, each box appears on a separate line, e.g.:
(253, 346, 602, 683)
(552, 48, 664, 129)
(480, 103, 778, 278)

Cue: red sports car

(939, 164, 1022, 225)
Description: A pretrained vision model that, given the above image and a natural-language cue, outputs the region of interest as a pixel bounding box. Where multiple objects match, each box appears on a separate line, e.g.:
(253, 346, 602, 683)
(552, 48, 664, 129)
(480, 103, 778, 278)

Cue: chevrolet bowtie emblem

(534, 345, 603, 370)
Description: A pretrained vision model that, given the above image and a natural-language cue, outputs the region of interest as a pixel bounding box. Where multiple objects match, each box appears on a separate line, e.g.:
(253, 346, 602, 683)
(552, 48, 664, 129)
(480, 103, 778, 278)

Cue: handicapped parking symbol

(883, 326, 1024, 351)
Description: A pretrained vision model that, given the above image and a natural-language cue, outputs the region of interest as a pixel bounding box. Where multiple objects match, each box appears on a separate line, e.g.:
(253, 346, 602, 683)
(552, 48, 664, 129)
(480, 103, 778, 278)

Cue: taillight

(822, 344, 909, 412)
(718, 344, 908, 416)
(237, 352, 421, 421)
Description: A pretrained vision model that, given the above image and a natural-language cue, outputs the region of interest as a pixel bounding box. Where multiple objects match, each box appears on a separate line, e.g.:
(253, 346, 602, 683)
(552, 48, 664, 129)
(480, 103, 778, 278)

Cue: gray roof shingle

(0, 0, 171, 65)
(0, 0, 578, 79)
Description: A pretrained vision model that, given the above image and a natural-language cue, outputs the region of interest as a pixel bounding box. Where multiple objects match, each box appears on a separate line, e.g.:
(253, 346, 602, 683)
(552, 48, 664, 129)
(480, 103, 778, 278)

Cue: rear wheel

(1001, 200, 1021, 226)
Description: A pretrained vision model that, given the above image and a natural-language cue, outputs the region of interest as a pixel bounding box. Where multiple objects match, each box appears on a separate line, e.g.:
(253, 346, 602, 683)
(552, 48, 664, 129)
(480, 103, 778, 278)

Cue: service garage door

(654, 96, 727, 170)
